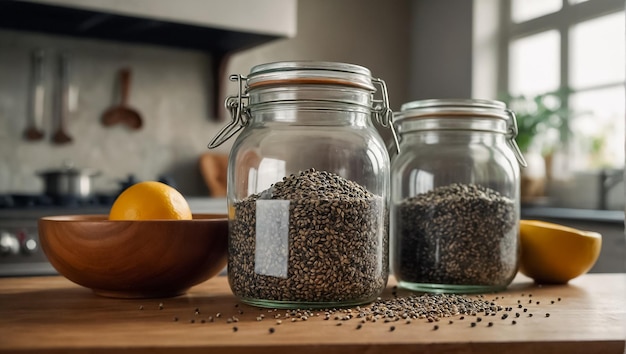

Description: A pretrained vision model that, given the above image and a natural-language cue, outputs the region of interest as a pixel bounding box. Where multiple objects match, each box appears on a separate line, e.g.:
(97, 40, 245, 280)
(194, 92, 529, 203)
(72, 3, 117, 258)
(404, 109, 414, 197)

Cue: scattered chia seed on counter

(229, 168, 388, 306)
(394, 183, 517, 286)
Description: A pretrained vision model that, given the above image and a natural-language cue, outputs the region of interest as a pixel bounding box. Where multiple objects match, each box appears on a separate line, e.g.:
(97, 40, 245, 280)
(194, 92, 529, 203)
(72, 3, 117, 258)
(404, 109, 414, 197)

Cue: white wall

(0, 31, 218, 196)
(408, 0, 473, 100)
(227, 0, 411, 111)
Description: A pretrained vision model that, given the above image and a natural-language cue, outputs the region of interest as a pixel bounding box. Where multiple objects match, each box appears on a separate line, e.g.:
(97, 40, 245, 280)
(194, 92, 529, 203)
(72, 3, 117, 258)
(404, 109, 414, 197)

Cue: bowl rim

(39, 213, 228, 222)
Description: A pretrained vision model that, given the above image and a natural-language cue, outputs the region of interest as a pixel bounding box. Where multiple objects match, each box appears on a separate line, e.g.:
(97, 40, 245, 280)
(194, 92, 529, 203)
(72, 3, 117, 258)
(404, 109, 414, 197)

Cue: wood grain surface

(0, 274, 624, 354)
(38, 214, 228, 299)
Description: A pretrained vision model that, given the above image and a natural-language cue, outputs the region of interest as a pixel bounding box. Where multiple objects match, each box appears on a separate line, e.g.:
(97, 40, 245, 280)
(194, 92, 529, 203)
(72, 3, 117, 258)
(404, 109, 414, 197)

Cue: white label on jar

(255, 199, 290, 278)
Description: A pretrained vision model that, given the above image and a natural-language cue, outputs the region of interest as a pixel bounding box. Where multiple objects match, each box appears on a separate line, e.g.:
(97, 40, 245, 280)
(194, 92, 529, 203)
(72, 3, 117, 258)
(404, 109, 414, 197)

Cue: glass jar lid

(396, 98, 509, 121)
(247, 61, 376, 91)
(208, 61, 399, 152)
(394, 98, 527, 167)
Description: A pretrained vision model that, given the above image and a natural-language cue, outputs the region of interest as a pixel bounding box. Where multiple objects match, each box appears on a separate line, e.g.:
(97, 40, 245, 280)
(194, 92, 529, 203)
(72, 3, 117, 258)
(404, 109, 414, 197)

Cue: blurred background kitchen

(0, 0, 624, 274)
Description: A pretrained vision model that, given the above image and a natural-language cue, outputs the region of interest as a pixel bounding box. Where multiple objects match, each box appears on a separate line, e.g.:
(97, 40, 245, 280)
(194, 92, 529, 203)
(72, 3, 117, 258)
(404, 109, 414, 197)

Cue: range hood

(0, 0, 297, 53)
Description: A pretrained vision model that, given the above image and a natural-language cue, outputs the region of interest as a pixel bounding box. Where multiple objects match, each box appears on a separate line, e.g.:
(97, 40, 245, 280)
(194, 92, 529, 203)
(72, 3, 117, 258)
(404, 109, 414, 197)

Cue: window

(511, 0, 562, 23)
(498, 0, 625, 171)
(509, 30, 560, 95)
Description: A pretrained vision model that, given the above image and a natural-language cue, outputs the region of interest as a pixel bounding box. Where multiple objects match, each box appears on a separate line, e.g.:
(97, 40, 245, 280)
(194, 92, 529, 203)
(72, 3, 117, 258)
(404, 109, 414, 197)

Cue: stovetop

(0, 193, 116, 209)
(0, 193, 117, 277)
(0, 193, 116, 219)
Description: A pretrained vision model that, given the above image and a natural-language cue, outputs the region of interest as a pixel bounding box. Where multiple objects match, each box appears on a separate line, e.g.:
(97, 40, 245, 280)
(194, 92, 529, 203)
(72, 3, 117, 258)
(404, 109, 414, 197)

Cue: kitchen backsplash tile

(0, 29, 232, 196)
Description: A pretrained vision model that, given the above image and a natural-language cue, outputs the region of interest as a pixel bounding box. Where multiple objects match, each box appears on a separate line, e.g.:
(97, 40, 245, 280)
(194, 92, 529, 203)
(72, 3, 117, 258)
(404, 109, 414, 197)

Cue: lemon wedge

(519, 220, 602, 284)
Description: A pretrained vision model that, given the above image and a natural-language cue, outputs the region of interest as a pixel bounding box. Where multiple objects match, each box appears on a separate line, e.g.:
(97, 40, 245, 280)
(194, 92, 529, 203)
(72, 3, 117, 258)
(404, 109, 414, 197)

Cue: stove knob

(21, 236, 38, 255)
(0, 231, 20, 256)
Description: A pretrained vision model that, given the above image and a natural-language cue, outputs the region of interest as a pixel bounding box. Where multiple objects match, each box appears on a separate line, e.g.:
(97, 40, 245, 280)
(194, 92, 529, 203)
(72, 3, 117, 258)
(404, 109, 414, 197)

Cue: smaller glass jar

(391, 99, 527, 293)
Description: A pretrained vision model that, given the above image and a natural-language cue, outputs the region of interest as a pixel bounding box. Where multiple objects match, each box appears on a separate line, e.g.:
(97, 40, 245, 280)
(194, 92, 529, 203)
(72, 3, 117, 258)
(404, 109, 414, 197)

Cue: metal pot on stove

(37, 164, 101, 200)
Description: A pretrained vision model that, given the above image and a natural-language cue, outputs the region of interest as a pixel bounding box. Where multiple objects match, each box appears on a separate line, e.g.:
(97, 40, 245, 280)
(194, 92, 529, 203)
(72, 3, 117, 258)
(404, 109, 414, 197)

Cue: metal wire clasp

(505, 109, 528, 168)
(372, 78, 400, 154)
(207, 74, 250, 149)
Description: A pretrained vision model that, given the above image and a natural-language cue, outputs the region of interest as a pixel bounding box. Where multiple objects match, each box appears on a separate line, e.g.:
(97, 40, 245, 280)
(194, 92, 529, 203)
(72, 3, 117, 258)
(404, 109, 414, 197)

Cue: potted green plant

(501, 89, 572, 201)
(502, 89, 571, 155)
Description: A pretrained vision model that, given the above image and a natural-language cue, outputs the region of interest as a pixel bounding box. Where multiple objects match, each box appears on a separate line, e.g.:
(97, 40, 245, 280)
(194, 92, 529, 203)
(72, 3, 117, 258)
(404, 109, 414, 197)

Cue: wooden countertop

(1, 274, 625, 354)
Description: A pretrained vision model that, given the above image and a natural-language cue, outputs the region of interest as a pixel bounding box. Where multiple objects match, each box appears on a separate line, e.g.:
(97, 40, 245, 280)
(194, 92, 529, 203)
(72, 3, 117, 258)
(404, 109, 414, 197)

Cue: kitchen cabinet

(1, 274, 625, 353)
(0, 0, 296, 53)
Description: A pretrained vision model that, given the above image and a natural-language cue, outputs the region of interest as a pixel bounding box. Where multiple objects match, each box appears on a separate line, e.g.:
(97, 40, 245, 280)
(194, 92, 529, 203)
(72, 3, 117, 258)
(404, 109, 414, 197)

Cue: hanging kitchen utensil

(52, 53, 72, 144)
(23, 49, 45, 141)
(101, 68, 143, 130)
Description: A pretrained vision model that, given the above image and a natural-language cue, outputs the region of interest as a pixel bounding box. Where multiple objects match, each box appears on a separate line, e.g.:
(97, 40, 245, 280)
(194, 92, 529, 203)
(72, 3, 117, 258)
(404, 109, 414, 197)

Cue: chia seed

(229, 168, 388, 307)
(393, 183, 517, 289)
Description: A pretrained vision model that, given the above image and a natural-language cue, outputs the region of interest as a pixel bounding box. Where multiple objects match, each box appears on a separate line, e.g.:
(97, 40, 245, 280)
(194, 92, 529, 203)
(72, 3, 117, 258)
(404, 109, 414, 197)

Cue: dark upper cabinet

(0, 0, 297, 54)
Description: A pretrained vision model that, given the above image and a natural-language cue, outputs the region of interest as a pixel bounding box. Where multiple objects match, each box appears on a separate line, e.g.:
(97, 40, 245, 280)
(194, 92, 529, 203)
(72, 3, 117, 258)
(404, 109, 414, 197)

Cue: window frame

(498, 0, 625, 96)
(496, 0, 625, 169)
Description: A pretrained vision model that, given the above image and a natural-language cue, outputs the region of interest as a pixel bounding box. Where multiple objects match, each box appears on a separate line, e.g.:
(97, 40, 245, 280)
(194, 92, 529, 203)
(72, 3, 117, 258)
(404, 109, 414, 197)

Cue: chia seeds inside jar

(229, 169, 387, 306)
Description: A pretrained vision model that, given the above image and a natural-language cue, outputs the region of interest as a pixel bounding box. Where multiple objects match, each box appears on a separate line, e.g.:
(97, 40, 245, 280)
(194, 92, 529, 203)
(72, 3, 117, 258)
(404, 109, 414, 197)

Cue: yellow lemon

(519, 220, 602, 284)
(109, 181, 192, 220)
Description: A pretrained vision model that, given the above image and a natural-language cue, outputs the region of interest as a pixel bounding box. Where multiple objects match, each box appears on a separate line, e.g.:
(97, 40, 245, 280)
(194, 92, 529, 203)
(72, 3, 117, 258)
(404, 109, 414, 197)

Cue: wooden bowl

(39, 214, 228, 298)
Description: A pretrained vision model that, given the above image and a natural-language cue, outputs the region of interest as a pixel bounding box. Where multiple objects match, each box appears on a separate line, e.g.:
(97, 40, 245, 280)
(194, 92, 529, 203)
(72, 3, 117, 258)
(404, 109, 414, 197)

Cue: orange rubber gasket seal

(247, 77, 374, 91)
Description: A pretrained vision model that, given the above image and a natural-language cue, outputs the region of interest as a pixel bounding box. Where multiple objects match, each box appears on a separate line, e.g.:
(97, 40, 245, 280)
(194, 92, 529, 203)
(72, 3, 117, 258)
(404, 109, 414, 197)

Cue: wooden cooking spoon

(52, 54, 72, 144)
(23, 50, 45, 141)
(101, 68, 143, 130)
